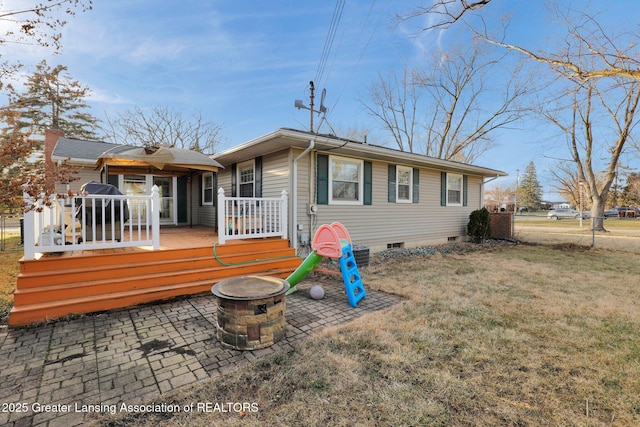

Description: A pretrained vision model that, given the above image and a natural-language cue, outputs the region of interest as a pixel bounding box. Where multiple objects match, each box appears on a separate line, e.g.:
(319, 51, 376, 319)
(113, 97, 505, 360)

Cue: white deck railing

(217, 188, 288, 244)
(23, 186, 160, 260)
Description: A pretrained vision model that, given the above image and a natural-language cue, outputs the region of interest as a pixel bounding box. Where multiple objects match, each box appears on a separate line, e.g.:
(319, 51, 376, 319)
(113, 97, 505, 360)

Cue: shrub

(467, 208, 491, 243)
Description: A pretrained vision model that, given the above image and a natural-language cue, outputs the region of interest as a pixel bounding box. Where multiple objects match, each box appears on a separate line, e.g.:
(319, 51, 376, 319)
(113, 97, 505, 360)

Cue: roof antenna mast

(294, 81, 327, 134)
(309, 81, 315, 133)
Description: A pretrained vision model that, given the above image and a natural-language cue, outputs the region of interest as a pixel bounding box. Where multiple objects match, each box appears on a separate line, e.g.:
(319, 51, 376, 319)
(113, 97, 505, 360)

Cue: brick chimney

(44, 128, 64, 191)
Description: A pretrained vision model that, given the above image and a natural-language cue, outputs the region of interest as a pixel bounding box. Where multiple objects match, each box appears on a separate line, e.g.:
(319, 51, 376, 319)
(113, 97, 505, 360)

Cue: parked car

(547, 208, 585, 220)
(604, 207, 639, 218)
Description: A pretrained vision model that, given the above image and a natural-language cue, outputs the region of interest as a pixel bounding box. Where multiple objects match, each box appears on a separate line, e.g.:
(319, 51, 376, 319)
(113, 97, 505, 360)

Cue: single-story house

(212, 128, 506, 253)
(46, 128, 222, 228)
(11, 127, 507, 325)
(46, 127, 507, 254)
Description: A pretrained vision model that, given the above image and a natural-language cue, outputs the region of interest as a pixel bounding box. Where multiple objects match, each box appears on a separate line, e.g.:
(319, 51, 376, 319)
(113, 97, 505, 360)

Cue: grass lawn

(92, 242, 640, 427)
(0, 233, 21, 324)
(516, 215, 640, 231)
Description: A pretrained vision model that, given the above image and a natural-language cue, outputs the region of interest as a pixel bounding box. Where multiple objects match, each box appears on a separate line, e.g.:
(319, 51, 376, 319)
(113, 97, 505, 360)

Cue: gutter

(483, 174, 501, 184)
(481, 175, 501, 210)
(292, 138, 315, 252)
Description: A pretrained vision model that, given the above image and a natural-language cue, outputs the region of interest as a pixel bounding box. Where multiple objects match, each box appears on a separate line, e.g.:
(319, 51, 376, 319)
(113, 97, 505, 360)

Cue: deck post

(217, 187, 226, 244)
(23, 193, 36, 260)
(280, 189, 288, 240)
(151, 185, 160, 250)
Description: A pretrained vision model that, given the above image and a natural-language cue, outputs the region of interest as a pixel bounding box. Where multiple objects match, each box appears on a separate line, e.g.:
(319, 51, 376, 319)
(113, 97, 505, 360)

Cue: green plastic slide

(285, 251, 323, 295)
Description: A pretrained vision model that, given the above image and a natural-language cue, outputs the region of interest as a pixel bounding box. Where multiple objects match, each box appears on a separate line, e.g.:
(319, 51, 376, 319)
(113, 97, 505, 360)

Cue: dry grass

(93, 243, 640, 426)
(0, 233, 21, 324)
(516, 216, 640, 231)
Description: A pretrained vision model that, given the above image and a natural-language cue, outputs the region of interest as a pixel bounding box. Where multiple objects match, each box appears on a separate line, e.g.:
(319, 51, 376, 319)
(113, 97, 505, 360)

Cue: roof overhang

(214, 128, 507, 178)
(97, 146, 223, 175)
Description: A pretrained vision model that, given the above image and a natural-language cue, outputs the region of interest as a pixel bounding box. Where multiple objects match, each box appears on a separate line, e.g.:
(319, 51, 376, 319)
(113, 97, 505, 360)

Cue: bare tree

(363, 42, 529, 163)
(398, 0, 491, 31)
(0, 1, 93, 90)
(416, 43, 529, 163)
(0, 0, 92, 52)
(105, 106, 223, 154)
(622, 172, 640, 206)
(361, 67, 419, 153)
(403, 1, 640, 229)
(547, 160, 586, 209)
(543, 80, 640, 230)
(484, 184, 513, 211)
(485, 10, 640, 84)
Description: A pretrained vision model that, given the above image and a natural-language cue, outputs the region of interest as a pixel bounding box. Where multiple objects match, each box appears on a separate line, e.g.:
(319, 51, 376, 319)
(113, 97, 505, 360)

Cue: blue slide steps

(338, 243, 367, 307)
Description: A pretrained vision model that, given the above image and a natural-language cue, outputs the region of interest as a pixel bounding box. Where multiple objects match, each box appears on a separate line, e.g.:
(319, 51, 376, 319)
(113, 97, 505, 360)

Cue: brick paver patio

(0, 280, 402, 426)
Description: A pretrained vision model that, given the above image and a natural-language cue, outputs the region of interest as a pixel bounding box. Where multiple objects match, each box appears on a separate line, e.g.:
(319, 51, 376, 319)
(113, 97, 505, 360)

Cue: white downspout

(292, 138, 315, 251)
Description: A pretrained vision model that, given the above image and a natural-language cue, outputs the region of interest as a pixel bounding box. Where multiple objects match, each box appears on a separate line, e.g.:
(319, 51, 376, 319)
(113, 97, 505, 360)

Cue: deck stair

(10, 238, 301, 327)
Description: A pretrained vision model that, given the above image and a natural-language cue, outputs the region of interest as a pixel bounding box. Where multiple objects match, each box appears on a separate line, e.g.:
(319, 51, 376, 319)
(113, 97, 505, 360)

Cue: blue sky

(4, 0, 639, 200)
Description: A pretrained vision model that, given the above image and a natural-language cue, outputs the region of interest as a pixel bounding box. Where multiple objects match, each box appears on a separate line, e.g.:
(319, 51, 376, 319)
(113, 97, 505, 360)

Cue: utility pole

(309, 81, 315, 133)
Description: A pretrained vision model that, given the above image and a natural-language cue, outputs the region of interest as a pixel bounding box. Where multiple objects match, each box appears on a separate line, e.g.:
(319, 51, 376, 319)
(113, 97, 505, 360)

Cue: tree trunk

(591, 195, 607, 232)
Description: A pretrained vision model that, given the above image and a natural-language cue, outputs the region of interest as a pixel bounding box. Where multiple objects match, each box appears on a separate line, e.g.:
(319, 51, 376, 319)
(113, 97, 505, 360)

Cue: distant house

(213, 128, 507, 253)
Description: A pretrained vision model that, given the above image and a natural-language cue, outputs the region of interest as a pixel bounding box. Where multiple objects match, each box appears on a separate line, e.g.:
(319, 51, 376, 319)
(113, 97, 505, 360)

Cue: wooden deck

(10, 227, 301, 326)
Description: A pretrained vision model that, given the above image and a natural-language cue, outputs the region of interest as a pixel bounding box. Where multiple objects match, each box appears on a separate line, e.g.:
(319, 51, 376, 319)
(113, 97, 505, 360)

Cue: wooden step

(19, 238, 292, 274)
(17, 247, 298, 288)
(13, 257, 301, 305)
(10, 268, 295, 327)
(9, 238, 302, 327)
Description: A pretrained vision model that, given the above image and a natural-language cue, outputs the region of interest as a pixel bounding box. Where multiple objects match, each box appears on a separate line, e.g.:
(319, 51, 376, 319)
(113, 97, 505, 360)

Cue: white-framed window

(447, 173, 463, 206)
(119, 174, 177, 224)
(396, 165, 412, 203)
(237, 160, 255, 197)
(329, 155, 363, 205)
(202, 173, 214, 205)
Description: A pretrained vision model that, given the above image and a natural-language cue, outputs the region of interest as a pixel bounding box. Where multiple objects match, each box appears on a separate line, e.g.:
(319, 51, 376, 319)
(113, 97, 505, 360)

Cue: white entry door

(120, 175, 178, 225)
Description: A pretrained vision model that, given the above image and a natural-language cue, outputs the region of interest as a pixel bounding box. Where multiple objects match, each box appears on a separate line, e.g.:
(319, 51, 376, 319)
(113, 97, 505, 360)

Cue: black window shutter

(412, 168, 419, 203)
(107, 174, 119, 188)
(388, 164, 396, 202)
(463, 175, 468, 206)
(317, 154, 329, 205)
(213, 173, 218, 206)
(255, 156, 262, 198)
(440, 172, 447, 206)
(199, 173, 203, 206)
(231, 163, 237, 197)
(364, 161, 372, 205)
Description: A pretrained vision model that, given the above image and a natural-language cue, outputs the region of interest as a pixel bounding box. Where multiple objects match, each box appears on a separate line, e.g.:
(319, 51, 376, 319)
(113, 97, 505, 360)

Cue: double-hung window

(447, 173, 463, 206)
(237, 160, 255, 197)
(396, 166, 412, 203)
(329, 156, 363, 204)
(202, 173, 214, 205)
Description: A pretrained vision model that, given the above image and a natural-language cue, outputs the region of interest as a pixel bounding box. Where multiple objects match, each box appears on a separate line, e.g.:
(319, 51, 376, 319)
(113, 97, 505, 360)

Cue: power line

(315, 0, 345, 86)
(327, 0, 379, 121)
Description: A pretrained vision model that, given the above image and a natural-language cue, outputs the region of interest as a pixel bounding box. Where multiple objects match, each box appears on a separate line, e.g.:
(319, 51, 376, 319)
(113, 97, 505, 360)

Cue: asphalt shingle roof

(52, 137, 133, 162)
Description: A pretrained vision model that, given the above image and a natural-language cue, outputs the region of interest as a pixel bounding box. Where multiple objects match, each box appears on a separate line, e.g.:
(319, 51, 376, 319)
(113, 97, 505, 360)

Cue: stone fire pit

(211, 275, 289, 350)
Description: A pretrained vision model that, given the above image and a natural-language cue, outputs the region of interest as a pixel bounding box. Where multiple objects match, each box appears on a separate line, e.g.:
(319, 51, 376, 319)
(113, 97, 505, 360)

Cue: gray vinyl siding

(194, 173, 217, 227)
(216, 150, 293, 234)
(216, 150, 291, 197)
(307, 157, 484, 253)
(215, 146, 487, 253)
(54, 167, 101, 194)
(262, 150, 291, 197)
